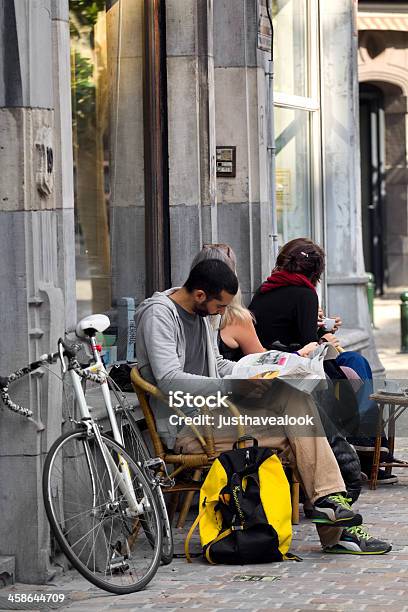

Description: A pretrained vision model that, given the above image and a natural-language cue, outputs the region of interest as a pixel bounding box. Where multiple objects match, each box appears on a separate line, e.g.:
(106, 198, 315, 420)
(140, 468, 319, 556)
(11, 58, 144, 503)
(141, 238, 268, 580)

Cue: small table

(369, 392, 408, 489)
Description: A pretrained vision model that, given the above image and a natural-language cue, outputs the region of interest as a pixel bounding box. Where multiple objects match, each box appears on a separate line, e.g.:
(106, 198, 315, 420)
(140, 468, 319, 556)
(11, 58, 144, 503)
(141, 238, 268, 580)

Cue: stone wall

(0, 0, 75, 582)
(321, 1, 381, 369)
(166, 0, 271, 300)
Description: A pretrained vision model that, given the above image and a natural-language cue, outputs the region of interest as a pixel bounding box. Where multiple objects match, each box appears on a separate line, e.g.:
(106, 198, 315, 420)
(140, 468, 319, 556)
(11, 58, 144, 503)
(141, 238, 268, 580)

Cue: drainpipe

(266, 1, 279, 264)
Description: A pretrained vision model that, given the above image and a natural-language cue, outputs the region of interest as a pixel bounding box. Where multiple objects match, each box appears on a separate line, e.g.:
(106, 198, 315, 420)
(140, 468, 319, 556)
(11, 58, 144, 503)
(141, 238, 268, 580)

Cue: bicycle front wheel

(43, 428, 162, 594)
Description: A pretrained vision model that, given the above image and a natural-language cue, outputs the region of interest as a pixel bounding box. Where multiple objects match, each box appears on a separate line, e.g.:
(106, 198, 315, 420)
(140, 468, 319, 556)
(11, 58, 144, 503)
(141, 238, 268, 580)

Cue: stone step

(0, 556, 15, 586)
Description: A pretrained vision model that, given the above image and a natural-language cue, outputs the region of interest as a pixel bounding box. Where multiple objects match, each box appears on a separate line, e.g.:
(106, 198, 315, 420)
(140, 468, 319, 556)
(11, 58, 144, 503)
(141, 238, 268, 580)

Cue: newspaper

(225, 344, 338, 393)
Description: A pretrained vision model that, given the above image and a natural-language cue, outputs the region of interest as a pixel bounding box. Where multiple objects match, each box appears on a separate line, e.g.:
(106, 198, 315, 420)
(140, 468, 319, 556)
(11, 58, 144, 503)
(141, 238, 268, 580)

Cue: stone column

(166, 0, 217, 286)
(166, 0, 274, 297)
(108, 0, 146, 303)
(213, 0, 270, 301)
(321, 0, 382, 371)
(52, 0, 77, 329)
(0, 0, 75, 582)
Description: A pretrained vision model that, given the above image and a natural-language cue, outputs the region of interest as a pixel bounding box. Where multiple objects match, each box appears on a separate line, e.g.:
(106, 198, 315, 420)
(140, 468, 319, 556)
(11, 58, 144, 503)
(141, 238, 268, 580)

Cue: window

(273, 0, 309, 97)
(70, 1, 111, 317)
(272, 0, 322, 245)
(275, 108, 311, 239)
(70, 0, 145, 319)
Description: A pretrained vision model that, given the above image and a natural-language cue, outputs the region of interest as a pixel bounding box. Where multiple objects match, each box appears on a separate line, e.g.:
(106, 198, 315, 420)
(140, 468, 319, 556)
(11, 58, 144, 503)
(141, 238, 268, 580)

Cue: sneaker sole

(312, 513, 363, 527)
(324, 546, 392, 555)
(353, 446, 388, 453)
(375, 477, 398, 485)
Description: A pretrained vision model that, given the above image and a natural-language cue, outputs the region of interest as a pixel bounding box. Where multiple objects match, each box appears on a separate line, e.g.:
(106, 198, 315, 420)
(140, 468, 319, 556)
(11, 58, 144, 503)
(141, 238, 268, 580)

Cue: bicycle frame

(67, 338, 143, 514)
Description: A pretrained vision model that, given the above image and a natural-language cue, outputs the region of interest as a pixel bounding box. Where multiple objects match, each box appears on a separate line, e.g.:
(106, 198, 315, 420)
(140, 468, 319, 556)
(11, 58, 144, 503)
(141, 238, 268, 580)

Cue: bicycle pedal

(109, 556, 129, 573)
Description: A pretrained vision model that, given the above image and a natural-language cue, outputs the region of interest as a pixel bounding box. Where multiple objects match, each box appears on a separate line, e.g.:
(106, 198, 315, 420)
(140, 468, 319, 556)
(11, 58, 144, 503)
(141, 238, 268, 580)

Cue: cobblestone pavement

(3, 297, 408, 611)
(3, 462, 408, 612)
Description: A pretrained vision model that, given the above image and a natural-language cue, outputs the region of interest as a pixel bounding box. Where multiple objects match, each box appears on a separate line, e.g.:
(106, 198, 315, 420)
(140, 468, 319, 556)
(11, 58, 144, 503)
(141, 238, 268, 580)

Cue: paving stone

(2, 450, 408, 609)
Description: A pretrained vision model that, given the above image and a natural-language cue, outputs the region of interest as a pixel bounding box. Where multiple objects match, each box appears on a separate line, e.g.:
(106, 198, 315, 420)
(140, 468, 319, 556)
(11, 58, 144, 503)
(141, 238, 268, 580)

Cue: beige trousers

(251, 381, 347, 547)
(268, 433, 344, 547)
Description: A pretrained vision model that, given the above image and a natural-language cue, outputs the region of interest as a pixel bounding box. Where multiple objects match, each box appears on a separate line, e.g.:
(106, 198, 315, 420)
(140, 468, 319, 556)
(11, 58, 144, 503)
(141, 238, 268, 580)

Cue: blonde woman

(190, 243, 318, 361)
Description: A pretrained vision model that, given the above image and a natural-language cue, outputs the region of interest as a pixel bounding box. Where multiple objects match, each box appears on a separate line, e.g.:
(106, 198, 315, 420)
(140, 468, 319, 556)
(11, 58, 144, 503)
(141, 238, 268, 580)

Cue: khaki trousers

(254, 381, 347, 547)
(268, 433, 344, 547)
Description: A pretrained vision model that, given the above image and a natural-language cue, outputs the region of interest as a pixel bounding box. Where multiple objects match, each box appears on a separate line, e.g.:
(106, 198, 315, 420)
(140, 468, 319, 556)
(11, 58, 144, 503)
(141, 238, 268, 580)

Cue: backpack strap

(284, 552, 303, 562)
(185, 504, 210, 563)
(204, 528, 233, 564)
(232, 435, 258, 449)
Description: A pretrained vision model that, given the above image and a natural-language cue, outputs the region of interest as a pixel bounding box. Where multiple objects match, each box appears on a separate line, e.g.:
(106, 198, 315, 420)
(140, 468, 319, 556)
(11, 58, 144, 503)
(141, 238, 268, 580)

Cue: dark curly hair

(275, 238, 325, 286)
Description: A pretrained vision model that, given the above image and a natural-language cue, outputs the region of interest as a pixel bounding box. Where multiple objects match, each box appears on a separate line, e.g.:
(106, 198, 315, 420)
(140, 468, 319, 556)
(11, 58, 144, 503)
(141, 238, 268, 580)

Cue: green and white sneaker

(324, 525, 392, 555)
(312, 493, 362, 527)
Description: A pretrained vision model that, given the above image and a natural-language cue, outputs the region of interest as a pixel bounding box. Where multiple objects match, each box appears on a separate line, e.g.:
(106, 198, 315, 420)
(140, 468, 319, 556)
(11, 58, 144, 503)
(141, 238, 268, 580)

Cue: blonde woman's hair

(191, 244, 254, 329)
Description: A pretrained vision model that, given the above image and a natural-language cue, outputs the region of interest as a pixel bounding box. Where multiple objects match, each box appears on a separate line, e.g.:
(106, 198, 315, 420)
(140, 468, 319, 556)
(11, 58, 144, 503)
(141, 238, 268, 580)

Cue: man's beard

(192, 302, 210, 317)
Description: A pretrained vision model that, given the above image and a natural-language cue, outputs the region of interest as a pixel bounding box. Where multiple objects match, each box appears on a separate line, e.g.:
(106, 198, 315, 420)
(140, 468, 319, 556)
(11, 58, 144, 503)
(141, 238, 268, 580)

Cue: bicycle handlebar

(0, 351, 60, 418)
(1, 386, 34, 418)
(0, 339, 106, 420)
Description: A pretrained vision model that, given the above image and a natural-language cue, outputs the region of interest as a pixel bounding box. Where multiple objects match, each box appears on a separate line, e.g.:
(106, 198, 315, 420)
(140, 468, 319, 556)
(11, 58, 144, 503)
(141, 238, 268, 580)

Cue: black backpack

(186, 438, 297, 565)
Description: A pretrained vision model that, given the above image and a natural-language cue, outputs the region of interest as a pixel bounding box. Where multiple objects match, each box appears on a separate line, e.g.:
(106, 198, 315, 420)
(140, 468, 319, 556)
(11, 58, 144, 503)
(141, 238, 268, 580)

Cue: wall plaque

(257, 0, 273, 52)
(216, 146, 236, 178)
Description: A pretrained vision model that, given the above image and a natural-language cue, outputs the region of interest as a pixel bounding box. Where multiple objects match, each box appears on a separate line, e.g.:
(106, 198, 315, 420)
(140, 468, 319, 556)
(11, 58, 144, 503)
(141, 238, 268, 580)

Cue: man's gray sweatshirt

(135, 288, 234, 446)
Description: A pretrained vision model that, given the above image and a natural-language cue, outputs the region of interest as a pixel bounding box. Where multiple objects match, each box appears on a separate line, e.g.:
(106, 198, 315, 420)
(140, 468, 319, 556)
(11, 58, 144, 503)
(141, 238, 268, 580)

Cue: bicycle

(0, 314, 173, 594)
(75, 316, 174, 566)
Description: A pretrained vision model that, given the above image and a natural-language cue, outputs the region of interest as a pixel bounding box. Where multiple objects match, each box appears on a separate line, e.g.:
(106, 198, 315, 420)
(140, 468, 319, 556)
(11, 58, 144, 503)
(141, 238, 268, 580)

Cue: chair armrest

(225, 399, 245, 440)
(130, 367, 246, 454)
(130, 366, 209, 451)
(130, 367, 166, 401)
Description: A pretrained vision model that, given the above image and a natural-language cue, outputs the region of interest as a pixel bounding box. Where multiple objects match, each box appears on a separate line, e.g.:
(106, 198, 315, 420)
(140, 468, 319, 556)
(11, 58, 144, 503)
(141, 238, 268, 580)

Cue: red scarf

(260, 270, 316, 294)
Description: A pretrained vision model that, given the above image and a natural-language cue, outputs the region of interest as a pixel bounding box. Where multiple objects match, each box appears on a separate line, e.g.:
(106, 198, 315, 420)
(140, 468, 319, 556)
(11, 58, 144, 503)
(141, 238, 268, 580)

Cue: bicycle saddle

(76, 314, 110, 338)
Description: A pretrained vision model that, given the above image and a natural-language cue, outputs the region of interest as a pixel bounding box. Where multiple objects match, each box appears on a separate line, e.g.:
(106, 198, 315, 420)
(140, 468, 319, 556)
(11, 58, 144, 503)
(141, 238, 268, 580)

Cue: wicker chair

(130, 366, 300, 527)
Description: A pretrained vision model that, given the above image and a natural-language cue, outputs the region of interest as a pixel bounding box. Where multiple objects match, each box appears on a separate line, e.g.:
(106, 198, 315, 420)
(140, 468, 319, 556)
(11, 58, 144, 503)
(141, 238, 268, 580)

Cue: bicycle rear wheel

(119, 409, 174, 564)
(43, 428, 162, 594)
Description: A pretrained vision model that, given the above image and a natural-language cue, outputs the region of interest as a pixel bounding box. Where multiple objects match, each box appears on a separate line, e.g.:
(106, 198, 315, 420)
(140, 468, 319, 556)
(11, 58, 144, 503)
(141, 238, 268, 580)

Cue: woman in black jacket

(249, 238, 330, 350)
(249, 237, 395, 485)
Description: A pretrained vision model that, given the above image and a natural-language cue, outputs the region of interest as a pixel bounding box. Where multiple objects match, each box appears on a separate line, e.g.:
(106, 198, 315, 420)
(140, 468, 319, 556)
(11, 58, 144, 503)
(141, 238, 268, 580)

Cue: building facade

(0, 0, 376, 583)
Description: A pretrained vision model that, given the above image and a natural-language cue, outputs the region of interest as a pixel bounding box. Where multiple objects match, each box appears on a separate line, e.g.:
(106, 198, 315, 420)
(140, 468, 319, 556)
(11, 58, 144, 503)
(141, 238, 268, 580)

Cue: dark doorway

(359, 83, 386, 295)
